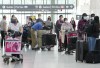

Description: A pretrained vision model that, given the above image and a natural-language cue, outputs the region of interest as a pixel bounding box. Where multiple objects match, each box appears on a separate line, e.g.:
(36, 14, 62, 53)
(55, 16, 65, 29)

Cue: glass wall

(0, 0, 76, 24)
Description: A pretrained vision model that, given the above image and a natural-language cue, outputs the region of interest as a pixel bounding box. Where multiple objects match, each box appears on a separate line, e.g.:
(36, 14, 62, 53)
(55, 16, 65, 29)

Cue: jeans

(88, 37, 96, 51)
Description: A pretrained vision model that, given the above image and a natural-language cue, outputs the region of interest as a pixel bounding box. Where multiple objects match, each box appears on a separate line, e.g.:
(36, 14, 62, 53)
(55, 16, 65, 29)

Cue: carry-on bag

(85, 51, 100, 63)
(42, 34, 56, 46)
(76, 33, 88, 62)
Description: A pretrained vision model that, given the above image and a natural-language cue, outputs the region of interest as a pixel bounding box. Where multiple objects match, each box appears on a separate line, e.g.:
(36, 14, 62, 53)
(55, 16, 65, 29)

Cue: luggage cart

(2, 34, 23, 64)
(65, 31, 78, 55)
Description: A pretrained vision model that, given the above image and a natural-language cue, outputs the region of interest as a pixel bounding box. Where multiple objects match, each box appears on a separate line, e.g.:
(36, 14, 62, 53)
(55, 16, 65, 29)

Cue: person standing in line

(11, 15, 15, 23)
(55, 15, 64, 51)
(60, 18, 73, 52)
(36, 14, 44, 24)
(8, 17, 23, 62)
(87, 16, 100, 51)
(70, 17, 76, 31)
(0, 16, 7, 48)
(55, 15, 64, 41)
(89, 14, 95, 24)
(77, 13, 89, 40)
(45, 16, 53, 33)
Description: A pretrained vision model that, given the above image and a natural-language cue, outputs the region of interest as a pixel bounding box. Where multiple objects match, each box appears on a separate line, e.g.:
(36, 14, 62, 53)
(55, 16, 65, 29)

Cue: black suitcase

(95, 39, 100, 51)
(76, 40, 88, 62)
(85, 51, 100, 63)
(42, 34, 56, 46)
(67, 37, 77, 50)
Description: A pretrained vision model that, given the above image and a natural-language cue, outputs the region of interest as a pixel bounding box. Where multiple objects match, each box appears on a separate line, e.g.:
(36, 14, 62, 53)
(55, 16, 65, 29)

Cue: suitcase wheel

(48, 48, 51, 51)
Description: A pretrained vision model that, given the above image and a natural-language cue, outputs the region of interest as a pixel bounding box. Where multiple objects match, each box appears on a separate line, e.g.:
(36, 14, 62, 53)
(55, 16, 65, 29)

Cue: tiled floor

(0, 45, 100, 68)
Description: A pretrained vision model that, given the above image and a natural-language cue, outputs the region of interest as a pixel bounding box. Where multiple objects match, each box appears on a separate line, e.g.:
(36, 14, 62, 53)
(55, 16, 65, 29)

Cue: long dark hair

(94, 16, 99, 24)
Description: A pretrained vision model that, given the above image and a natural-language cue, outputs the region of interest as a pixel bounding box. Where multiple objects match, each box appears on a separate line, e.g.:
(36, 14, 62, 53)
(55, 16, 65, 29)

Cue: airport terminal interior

(0, 0, 100, 68)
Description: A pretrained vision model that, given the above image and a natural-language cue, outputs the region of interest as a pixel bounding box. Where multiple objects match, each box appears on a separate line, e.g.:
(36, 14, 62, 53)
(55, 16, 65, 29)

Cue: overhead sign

(16, 8, 58, 11)
(0, 4, 74, 11)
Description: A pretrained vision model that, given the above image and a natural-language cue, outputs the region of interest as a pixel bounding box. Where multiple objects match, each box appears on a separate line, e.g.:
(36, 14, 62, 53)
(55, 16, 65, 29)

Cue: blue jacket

(31, 22, 43, 30)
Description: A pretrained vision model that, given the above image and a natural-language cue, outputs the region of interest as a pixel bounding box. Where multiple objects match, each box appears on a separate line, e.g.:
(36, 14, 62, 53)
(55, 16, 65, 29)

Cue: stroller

(22, 25, 31, 48)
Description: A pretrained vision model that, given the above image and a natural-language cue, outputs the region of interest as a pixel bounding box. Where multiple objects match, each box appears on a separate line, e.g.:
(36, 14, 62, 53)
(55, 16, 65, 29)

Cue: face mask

(83, 16, 87, 20)
(91, 17, 94, 20)
(65, 21, 68, 23)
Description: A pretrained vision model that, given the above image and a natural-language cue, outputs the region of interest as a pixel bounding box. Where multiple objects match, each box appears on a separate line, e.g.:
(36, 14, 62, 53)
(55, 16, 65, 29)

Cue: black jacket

(86, 21, 99, 38)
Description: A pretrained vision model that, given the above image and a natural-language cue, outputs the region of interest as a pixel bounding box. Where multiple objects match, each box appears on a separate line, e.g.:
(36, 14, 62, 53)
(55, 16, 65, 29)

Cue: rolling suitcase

(76, 40, 88, 62)
(95, 39, 100, 51)
(85, 51, 100, 63)
(42, 34, 56, 45)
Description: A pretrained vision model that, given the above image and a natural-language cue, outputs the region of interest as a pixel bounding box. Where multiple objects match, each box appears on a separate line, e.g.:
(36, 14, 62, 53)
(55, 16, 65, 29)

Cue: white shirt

(9, 23, 22, 31)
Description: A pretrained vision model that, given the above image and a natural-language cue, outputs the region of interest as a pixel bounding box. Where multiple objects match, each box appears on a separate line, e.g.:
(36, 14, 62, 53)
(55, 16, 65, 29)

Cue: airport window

(58, 0, 65, 4)
(10, 0, 14, 4)
(14, 0, 21, 4)
(25, 0, 32, 4)
(2, 0, 10, 4)
(36, 0, 43, 4)
(0, 0, 2, 4)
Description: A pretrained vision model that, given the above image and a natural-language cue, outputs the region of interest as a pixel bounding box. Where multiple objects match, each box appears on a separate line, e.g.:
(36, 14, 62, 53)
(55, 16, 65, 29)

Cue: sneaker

(35, 47, 40, 50)
(32, 48, 36, 50)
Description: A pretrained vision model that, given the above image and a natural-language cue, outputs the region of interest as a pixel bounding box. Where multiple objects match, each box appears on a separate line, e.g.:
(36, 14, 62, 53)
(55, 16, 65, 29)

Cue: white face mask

(65, 21, 68, 23)
(83, 16, 88, 20)
(91, 17, 94, 20)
